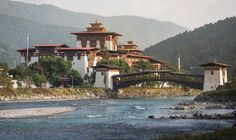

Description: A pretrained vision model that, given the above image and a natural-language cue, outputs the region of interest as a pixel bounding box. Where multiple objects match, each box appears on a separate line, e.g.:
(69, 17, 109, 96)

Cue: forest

(144, 17, 236, 75)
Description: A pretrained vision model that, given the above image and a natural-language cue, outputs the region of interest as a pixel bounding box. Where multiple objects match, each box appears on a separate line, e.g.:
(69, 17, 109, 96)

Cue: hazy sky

(13, 0, 236, 29)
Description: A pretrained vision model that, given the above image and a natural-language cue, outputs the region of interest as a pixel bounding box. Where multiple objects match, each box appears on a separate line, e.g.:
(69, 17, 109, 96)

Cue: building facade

(17, 21, 163, 88)
(71, 21, 121, 51)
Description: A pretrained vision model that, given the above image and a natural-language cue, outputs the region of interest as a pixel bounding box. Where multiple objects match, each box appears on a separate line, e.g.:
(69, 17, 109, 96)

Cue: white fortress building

(201, 62, 230, 92)
(16, 21, 164, 89)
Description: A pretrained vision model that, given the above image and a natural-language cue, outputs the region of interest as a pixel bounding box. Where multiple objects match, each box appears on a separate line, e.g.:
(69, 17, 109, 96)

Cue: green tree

(9, 62, 46, 88)
(9, 63, 28, 80)
(67, 69, 83, 87)
(39, 56, 72, 86)
(0, 62, 12, 88)
(0, 62, 9, 71)
(132, 60, 155, 72)
(32, 73, 47, 87)
(97, 58, 130, 74)
(1, 76, 12, 88)
(82, 74, 95, 88)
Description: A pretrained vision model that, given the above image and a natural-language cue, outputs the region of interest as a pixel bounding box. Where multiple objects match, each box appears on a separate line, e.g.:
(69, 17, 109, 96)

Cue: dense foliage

(144, 17, 236, 75)
(97, 58, 158, 74)
(10, 57, 83, 88)
(132, 60, 156, 72)
(67, 69, 83, 88)
(0, 62, 12, 88)
(9, 63, 33, 87)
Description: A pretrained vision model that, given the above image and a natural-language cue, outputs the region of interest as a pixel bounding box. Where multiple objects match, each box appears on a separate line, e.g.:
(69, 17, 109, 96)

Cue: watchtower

(200, 62, 230, 92)
(93, 64, 120, 89)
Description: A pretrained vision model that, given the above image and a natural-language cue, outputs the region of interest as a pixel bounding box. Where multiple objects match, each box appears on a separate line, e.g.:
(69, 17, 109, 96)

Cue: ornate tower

(71, 21, 122, 51)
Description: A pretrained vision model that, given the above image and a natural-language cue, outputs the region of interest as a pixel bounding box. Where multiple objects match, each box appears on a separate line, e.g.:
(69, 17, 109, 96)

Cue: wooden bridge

(112, 70, 204, 90)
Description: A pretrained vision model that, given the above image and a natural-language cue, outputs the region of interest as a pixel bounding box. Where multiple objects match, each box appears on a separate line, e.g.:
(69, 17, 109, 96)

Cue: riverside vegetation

(0, 54, 200, 102)
(0, 86, 198, 102)
(0, 88, 114, 102)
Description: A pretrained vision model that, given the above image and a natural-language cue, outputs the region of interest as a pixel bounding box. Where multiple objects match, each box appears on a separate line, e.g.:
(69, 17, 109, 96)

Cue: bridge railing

(159, 72, 204, 83)
(112, 72, 204, 83)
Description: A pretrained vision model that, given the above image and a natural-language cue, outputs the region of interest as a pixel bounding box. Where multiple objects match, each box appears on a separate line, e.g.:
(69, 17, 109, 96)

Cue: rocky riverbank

(0, 88, 116, 102)
(194, 89, 236, 102)
(0, 87, 200, 102)
(148, 88, 236, 120)
(167, 102, 236, 110)
(149, 102, 236, 120)
(149, 111, 236, 120)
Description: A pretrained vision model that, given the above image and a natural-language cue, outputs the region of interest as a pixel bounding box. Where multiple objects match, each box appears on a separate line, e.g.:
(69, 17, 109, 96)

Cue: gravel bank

(0, 107, 77, 118)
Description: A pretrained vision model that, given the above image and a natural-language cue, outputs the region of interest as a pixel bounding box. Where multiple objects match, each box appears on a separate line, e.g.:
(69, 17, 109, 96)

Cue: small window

(87, 67, 89, 73)
(101, 72, 104, 76)
(211, 86, 213, 89)
(211, 71, 214, 75)
(73, 62, 75, 65)
(77, 55, 81, 60)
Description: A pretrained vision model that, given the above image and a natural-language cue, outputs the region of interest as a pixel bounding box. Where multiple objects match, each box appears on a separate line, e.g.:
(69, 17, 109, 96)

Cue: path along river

(0, 96, 235, 140)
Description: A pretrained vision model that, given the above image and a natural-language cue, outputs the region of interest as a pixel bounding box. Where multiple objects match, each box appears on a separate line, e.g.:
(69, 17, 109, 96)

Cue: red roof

(93, 64, 121, 70)
(58, 47, 99, 51)
(127, 54, 151, 59)
(150, 58, 166, 64)
(71, 31, 122, 36)
(16, 48, 36, 52)
(32, 44, 69, 48)
(200, 62, 230, 67)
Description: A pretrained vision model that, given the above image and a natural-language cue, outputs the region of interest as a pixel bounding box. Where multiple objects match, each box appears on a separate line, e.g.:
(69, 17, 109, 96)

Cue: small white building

(200, 62, 230, 92)
(93, 64, 120, 89)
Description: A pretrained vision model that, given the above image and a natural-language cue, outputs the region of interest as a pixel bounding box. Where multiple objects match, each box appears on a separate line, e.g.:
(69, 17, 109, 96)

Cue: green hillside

(0, 0, 186, 50)
(143, 17, 236, 74)
(0, 38, 17, 67)
(0, 13, 80, 48)
(0, 13, 82, 66)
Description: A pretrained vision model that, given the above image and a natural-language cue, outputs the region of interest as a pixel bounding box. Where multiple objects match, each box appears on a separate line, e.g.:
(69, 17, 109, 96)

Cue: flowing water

(0, 96, 235, 140)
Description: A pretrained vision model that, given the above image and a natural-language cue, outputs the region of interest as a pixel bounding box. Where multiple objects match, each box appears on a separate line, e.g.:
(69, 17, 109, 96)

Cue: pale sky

(13, 0, 236, 29)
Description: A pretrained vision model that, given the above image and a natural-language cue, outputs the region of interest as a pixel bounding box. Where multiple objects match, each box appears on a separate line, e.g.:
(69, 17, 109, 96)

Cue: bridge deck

(112, 71, 204, 90)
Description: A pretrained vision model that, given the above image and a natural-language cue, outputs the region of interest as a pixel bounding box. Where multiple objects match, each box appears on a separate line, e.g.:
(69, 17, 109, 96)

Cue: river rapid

(0, 96, 235, 140)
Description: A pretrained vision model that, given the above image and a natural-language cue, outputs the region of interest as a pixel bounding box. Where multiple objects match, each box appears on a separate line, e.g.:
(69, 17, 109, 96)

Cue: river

(0, 96, 235, 140)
